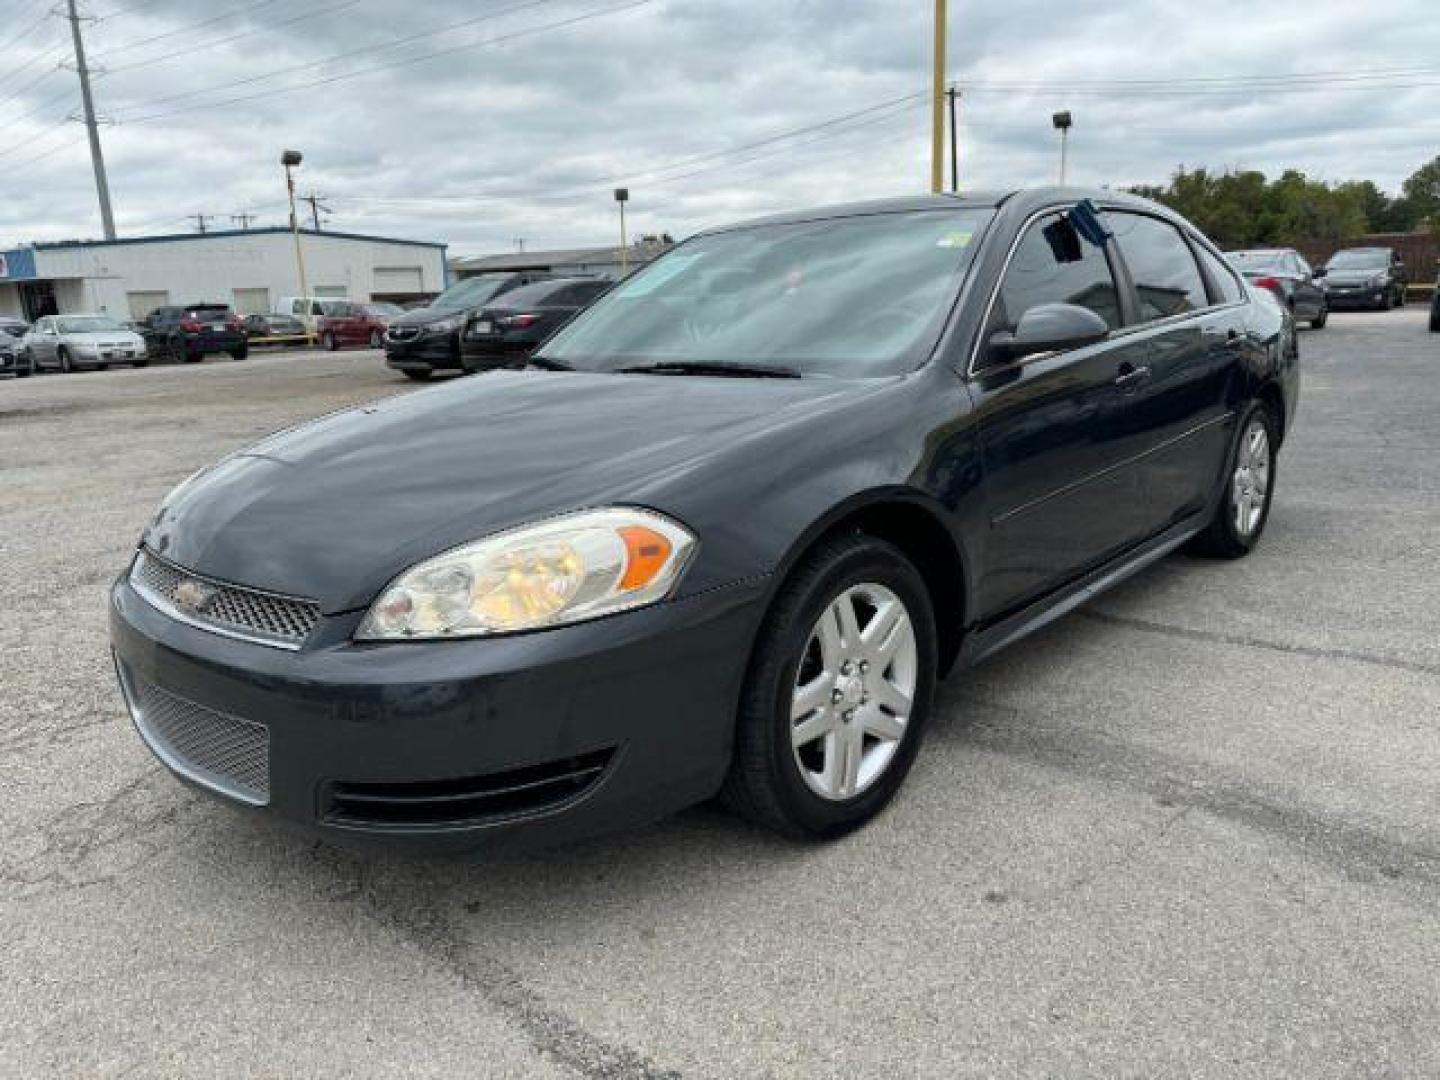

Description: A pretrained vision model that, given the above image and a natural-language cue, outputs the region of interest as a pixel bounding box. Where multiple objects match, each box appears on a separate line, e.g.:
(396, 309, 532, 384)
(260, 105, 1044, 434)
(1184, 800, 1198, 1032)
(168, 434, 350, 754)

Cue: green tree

(1402, 156, 1440, 230)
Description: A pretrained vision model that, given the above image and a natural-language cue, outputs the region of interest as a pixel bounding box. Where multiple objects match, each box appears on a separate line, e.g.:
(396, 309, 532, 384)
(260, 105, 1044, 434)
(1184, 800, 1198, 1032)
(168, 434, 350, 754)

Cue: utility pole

(946, 86, 960, 193)
(1052, 110, 1073, 186)
(930, 0, 947, 194)
(231, 213, 256, 230)
(65, 0, 116, 239)
(190, 213, 213, 234)
(300, 193, 331, 232)
(614, 188, 630, 276)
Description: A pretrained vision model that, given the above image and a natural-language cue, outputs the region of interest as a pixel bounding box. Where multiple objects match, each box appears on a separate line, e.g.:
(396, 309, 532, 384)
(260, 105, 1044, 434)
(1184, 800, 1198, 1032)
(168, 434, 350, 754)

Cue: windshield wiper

(525, 355, 573, 371)
(613, 361, 801, 379)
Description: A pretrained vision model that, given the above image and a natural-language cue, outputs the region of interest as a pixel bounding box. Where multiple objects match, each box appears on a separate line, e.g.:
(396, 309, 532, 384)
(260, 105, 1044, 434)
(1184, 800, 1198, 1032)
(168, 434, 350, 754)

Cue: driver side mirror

(988, 302, 1109, 363)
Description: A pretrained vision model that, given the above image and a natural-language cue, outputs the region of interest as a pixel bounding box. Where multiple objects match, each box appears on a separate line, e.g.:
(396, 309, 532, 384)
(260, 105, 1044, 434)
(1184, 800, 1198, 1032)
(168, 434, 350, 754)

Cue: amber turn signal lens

(618, 526, 673, 592)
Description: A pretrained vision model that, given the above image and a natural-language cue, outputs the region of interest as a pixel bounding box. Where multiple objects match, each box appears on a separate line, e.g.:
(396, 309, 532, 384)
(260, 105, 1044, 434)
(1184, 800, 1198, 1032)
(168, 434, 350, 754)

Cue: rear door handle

(1114, 363, 1152, 392)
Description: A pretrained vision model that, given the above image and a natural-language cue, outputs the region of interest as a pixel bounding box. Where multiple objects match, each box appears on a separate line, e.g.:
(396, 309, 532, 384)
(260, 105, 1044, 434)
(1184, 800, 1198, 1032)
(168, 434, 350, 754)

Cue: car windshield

(539, 209, 994, 378)
(1327, 250, 1387, 270)
(368, 302, 405, 318)
(1227, 251, 1287, 272)
(1, 322, 26, 337)
(428, 274, 515, 312)
(57, 316, 127, 332)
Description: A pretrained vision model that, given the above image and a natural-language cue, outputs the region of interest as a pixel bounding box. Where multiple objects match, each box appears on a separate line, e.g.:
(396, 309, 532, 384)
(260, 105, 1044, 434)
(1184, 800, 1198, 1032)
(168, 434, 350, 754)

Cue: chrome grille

(118, 662, 270, 805)
(131, 549, 321, 650)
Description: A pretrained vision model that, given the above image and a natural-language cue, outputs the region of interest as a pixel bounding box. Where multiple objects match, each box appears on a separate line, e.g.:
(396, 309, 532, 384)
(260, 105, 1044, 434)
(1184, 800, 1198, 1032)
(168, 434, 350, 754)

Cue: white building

(0, 227, 448, 322)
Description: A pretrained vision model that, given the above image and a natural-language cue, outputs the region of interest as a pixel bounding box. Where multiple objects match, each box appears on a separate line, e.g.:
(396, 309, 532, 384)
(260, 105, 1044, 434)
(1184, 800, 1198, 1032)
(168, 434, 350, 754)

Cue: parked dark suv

(1320, 247, 1408, 310)
(384, 272, 554, 380)
(460, 277, 611, 373)
(142, 304, 248, 362)
(1430, 264, 1439, 332)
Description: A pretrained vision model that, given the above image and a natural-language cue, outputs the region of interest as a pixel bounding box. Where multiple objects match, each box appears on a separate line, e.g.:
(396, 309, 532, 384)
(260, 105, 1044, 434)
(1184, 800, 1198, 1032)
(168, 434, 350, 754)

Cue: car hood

(65, 330, 143, 345)
(143, 371, 875, 613)
(1324, 268, 1386, 285)
(389, 306, 468, 329)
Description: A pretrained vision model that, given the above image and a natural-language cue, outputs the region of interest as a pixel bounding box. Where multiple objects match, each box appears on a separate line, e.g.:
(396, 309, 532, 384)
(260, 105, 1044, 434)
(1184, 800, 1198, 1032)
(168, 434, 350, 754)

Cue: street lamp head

(614, 187, 629, 203)
(281, 149, 303, 167)
(1051, 111, 1073, 132)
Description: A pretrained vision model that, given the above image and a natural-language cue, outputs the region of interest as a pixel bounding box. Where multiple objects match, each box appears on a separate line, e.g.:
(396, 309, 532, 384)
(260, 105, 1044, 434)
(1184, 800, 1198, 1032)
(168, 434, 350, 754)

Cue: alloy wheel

(1231, 418, 1271, 537)
(789, 582, 917, 801)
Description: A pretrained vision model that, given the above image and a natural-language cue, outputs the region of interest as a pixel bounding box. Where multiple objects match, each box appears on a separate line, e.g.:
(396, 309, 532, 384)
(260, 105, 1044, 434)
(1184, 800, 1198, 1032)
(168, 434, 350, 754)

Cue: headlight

(357, 508, 697, 640)
(1369, 273, 1388, 287)
(425, 316, 463, 335)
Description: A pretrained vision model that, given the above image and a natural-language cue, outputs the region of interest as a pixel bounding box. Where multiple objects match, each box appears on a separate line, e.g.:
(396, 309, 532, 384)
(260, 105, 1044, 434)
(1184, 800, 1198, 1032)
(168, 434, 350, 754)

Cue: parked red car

(316, 302, 391, 351)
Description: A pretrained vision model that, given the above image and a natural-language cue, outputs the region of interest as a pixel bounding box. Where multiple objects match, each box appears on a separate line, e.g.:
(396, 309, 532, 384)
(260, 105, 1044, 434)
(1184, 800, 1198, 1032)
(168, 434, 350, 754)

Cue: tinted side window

(1195, 243, 1243, 304)
(1108, 212, 1208, 320)
(997, 213, 1121, 333)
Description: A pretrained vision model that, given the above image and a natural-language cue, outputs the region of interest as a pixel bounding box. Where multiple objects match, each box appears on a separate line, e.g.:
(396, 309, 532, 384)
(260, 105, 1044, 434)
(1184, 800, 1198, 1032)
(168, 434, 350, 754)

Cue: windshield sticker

(935, 231, 973, 249)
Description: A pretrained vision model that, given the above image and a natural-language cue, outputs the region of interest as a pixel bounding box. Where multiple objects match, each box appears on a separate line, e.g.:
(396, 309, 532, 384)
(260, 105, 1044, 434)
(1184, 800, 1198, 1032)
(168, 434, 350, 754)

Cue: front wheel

(1310, 303, 1328, 330)
(229, 347, 248, 361)
(402, 369, 431, 382)
(369, 330, 383, 348)
(322, 332, 337, 351)
(721, 533, 937, 838)
(1189, 401, 1278, 559)
(57, 346, 73, 373)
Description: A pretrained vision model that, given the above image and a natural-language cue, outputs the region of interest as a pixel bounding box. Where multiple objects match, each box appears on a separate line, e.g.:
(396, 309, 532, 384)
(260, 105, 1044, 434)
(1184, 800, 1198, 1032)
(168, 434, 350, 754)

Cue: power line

(101, 0, 363, 76)
(110, 0, 566, 116)
(0, 84, 76, 131)
(91, 0, 284, 59)
(0, 8, 53, 54)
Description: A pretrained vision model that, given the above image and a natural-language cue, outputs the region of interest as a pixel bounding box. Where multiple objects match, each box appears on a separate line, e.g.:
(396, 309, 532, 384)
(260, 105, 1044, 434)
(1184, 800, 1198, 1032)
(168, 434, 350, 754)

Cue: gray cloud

(1, 0, 1437, 253)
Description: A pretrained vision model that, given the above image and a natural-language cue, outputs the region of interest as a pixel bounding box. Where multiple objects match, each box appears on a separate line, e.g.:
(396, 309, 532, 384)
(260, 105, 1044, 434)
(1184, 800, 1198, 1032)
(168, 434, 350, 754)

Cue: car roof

(698, 186, 1182, 237)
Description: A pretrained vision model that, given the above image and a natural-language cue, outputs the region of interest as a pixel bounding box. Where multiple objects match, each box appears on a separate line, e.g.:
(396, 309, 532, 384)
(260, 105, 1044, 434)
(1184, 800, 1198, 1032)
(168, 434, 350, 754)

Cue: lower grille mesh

(120, 664, 270, 805)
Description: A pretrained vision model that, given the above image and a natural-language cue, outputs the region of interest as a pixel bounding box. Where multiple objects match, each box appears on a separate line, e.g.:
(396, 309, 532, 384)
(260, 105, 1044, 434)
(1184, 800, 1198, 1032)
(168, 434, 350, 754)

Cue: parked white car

(274, 296, 347, 333)
(21, 313, 149, 372)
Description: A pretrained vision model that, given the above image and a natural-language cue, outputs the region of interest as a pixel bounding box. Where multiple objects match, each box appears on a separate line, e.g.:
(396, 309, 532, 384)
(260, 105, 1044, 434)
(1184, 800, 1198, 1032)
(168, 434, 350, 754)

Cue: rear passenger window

(1195, 243, 1243, 305)
(1108, 212, 1208, 320)
(997, 213, 1121, 333)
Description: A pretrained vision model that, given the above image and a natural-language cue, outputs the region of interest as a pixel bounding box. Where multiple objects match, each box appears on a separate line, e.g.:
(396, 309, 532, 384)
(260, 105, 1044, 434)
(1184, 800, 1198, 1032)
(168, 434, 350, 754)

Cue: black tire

(1189, 399, 1278, 559)
(369, 330, 383, 348)
(402, 369, 432, 382)
(229, 346, 248, 361)
(131, 357, 148, 368)
(720, 532, 937, 839)
(1429, 303, 1440, 333)
(17, 349, 33, 376)
(1393, 287, 1404, 309)
(322, 331, 337, 351)
(57, 346, 73, 373)
(1310, 304, 1327, 330)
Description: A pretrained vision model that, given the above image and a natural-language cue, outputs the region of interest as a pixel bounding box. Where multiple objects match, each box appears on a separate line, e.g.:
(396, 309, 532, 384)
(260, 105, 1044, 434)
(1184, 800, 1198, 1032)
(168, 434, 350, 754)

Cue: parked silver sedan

(21, 313, 149, 372)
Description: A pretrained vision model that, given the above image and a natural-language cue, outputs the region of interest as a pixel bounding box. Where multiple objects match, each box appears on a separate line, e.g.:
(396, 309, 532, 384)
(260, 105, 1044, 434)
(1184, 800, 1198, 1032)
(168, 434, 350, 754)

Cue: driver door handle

(1114, 362, 1152, 392)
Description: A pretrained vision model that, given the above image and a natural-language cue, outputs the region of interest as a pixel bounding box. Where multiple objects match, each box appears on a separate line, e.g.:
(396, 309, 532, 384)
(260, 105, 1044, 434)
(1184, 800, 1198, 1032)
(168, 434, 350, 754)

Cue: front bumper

(385, 333, 461, 372)
(1325, 285, 1387, 308)
(460, 337, 534, 371)
(109, 569, 767, 852)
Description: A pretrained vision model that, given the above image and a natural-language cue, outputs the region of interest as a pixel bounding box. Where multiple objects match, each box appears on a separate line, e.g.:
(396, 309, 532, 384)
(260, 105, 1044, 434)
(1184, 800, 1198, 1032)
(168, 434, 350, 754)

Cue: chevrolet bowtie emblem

(172, 578, 216, 614)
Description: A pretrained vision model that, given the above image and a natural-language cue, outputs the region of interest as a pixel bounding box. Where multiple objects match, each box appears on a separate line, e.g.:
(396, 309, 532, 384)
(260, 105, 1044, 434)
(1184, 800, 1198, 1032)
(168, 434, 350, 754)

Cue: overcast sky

(2, 0, 1438, 255)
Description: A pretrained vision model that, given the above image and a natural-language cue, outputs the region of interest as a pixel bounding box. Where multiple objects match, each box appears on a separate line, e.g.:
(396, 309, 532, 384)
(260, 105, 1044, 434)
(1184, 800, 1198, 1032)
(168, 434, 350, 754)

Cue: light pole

(281, 150, 312, 339)
(1052, 111, 1073, 186)
(931, 0, 947, 194)
(614, 187, 630, 276)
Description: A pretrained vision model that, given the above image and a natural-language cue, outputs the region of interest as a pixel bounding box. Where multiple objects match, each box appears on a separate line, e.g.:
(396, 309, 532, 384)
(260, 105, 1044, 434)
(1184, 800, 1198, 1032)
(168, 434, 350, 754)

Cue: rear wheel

(131, 356, 148, 368)
(1310, 303, 1328, 330)
(57, 346, 73, 373)
(1189, 400, 1277, 559)
(229, 346, 248, 361)
(322, 331, 337, 351)
(369, 330, 383, 348)
(721, 533, 936, 838)
(402, 369, 431, 382)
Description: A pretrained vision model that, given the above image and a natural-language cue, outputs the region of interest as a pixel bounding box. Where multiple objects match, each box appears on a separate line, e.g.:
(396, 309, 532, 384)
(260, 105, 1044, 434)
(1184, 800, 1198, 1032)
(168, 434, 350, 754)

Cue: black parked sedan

(385, 271, 555, 380)
(460, 277, 611, 373)
(1226, 248, 1328, 328)
(1321, 246, 1408, 310)
(110, 188, 1297, 850)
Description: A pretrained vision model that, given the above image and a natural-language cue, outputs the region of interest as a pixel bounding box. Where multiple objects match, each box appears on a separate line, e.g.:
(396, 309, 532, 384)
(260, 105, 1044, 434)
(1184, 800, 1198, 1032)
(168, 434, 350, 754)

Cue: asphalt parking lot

(3, 312, 1438, 1078)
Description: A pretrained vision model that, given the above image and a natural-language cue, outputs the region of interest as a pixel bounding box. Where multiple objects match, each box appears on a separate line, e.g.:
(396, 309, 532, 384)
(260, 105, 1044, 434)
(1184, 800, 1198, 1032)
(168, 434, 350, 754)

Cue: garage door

(127, 291, 169, 319)
(374, 267, 423, 294)
(232, 288, 270, 316)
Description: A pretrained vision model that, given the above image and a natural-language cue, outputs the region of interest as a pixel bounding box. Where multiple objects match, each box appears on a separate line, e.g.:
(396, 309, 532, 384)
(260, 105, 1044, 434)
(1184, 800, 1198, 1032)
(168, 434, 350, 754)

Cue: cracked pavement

(2, 312, 1438, 1077)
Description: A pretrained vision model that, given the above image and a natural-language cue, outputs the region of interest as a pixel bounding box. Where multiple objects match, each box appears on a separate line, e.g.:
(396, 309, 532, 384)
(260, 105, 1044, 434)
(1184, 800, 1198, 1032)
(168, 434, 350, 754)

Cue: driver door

(32, 318, 58, 366)
(969, 211, 1156, 619)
